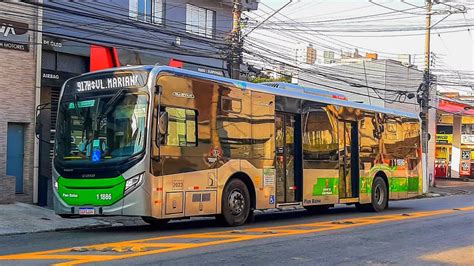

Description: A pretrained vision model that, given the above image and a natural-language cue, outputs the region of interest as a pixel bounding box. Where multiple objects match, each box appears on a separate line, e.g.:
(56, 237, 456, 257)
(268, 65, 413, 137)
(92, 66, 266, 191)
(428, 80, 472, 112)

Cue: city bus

(53, 65, 422, 226)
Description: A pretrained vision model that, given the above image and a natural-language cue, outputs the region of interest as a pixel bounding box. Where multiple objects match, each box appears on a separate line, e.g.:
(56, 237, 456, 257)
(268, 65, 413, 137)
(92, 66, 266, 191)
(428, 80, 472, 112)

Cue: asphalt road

(0, 194, 473, 265)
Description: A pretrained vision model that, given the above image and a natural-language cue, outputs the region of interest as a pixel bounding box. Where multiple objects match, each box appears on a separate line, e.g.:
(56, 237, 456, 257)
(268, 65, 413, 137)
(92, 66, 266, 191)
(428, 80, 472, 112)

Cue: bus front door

(338, 120, 360, 199)
(275, 113, 302, 203)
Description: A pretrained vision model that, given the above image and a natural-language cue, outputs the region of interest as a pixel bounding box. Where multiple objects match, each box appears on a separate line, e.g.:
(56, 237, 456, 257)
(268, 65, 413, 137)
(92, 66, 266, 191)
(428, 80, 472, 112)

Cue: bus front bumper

(53, 185, 151, 217)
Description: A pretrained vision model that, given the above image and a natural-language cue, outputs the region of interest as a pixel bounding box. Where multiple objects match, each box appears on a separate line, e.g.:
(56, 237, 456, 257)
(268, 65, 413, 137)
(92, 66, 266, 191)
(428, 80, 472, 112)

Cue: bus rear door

(338, 120, 360, 199)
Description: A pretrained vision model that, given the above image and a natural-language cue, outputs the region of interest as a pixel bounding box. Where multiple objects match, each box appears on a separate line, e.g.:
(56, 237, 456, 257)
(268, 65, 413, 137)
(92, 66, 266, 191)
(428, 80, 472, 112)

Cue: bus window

(162, 107, 197, 147)
(221, 97, 242, 113)
(303, 108, 338, 168)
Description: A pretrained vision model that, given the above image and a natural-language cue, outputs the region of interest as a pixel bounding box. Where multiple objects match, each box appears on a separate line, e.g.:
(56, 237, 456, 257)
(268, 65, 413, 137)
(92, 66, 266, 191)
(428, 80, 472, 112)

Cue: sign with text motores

(0, 19, 30, 52)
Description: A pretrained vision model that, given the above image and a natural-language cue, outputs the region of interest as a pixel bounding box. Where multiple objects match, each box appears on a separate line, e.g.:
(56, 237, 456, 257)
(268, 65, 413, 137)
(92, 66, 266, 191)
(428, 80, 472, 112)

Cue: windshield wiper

(97, 89, 126, 122)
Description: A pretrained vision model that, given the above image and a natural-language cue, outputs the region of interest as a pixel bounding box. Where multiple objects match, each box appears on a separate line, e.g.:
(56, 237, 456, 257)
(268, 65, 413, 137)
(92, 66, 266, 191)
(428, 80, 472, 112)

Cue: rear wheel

(356, 176, 388, 212)
(219, 178, 251, 226)
(141, 216, 169, 227)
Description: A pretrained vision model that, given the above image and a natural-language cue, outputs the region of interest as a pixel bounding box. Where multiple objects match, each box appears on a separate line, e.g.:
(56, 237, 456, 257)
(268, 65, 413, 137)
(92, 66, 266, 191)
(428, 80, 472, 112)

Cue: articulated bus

(53, 66, 422, 226)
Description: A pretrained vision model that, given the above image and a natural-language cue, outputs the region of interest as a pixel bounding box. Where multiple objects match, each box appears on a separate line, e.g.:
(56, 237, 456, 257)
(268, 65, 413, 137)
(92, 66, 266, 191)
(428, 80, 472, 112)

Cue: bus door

(275, 113, 302, 203)
(338, 120, 360, 199)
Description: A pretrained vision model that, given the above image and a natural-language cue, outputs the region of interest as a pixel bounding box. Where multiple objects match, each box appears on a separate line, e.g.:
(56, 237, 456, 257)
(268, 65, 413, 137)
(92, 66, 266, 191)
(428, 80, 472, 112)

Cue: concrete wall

(0, 2, 39, 203)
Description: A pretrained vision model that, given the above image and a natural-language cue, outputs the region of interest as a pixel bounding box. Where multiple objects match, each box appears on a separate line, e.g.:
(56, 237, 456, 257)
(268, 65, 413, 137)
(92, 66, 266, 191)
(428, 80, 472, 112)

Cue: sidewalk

(430, 178, 474, 196)
(0, 203, 111, 236)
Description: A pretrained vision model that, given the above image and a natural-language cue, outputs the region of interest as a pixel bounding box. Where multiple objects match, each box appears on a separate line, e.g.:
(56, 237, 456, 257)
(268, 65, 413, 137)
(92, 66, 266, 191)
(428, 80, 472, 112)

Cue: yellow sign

(436, 134, 452, 144)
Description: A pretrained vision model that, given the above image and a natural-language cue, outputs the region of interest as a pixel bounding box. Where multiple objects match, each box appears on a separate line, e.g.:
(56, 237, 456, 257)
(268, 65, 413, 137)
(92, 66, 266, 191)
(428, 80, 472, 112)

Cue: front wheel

(220, 178, 251, 226)
(356, 176, 388, 212)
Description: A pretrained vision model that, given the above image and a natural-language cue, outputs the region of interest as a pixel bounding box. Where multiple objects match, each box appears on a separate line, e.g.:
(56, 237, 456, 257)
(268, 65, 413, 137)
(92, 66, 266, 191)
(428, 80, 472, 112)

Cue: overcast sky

(247, 0, 473, 73)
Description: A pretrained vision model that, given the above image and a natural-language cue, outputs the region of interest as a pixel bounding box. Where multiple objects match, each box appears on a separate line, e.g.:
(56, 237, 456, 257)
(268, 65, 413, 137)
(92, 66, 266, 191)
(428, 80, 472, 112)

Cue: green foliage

(249, 76, 291, 83)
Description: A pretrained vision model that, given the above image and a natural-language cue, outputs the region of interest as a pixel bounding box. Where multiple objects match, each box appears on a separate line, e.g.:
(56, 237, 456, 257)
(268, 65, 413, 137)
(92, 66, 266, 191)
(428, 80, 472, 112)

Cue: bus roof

(74, 65, 419, 120)
(262, 82, 348, 101)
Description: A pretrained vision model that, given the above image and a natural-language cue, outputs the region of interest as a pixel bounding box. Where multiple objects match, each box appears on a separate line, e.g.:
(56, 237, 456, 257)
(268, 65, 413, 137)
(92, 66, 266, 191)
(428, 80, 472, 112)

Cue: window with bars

(129, 0, 164, 24)
(185, 4, 215, 38)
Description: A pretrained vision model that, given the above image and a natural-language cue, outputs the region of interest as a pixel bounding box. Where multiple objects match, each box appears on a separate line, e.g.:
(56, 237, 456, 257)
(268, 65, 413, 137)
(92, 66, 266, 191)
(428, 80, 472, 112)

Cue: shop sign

(461, 134, 474, 144)
(41, 70, 76, 87)
(43, 37, 63, 49)
(0, 19, 30, 52)
(460, 149, 471, 176)
(436, 134, 452, 144)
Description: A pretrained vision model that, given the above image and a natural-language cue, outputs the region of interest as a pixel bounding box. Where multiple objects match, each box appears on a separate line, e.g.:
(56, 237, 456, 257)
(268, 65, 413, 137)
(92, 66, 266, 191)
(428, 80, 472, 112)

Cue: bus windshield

(54, 92, 148, 167)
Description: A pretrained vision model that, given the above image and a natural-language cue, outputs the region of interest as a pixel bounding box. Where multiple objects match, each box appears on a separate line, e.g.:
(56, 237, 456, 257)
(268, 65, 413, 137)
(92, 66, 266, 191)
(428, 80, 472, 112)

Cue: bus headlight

(54, 180, 58, 190)
(124, 173, 144, 195)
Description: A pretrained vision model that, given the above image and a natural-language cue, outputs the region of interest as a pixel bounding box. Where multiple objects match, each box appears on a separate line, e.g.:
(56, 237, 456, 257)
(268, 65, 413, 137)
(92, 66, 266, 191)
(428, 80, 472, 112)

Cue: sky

(246, 0, 473, 92)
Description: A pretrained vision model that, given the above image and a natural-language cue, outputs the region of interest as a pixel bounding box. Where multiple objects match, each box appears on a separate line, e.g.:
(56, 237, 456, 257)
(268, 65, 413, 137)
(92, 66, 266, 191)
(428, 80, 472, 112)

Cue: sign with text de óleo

(0, 19, 30, 52)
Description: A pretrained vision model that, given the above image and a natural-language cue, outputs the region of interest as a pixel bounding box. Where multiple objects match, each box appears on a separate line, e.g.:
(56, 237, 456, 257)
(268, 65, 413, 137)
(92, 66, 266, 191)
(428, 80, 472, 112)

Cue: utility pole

(420, 0, 432, 193)
(230, 0, 242, 80)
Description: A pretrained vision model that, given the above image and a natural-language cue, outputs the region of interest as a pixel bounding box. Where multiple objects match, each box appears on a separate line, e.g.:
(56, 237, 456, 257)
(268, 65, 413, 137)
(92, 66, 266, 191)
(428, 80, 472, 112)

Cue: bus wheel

(220, 178, 250, 226)
(141, 216, 169, 227)
(357, 176, 388, 212)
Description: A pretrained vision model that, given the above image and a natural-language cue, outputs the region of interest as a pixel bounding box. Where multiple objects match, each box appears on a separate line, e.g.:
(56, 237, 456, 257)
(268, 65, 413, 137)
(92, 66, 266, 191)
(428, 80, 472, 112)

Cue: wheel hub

(375, 184, 384, 205)
(228, 189, 245, 215)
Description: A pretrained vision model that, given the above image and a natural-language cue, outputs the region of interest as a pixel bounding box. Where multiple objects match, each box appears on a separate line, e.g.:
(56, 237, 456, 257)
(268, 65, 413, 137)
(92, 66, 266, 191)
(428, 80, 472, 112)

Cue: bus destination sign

(65, 71, 149, 95)
(76, 73, 147, 92)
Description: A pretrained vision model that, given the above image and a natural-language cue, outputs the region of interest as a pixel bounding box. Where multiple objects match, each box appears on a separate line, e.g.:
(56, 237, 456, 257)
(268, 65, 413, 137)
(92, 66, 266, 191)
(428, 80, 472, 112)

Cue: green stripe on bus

(408, 177, 419, 192)
(58, 176, 125, 206)
(389, 177, 408, 192)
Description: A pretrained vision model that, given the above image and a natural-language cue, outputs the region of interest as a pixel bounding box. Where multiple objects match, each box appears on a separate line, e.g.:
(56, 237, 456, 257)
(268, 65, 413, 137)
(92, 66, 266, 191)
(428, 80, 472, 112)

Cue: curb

(0, 220, 114, 237)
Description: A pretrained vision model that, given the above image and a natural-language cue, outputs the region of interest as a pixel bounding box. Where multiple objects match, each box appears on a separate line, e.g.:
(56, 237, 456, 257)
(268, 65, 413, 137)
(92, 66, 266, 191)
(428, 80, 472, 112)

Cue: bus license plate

(79, 208, 95, 215)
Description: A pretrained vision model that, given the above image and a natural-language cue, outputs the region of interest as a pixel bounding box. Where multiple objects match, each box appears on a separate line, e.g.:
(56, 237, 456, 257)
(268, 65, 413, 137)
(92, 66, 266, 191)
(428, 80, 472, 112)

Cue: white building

(295, 43, 316, 65)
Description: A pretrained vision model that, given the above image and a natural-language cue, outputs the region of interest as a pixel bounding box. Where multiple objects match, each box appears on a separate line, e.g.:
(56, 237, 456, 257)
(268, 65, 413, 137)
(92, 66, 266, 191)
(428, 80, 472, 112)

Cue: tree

(249, 76, 291, 83)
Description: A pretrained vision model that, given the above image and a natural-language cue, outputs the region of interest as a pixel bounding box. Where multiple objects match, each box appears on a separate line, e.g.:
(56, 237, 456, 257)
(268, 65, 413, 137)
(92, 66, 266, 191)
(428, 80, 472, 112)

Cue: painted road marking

(1, 206, 474, 266)
(420, 245, 474, 265)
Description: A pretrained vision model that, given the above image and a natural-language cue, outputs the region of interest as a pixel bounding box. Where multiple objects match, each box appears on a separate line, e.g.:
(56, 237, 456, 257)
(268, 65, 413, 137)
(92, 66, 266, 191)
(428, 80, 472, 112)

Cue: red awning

(90, 45, 120, 71)
(438, 99, 474, 116)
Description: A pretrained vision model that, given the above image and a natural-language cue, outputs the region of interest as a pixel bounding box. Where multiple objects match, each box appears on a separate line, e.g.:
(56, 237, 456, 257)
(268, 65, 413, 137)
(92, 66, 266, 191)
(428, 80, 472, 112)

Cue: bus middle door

(275, 112, 302, 203)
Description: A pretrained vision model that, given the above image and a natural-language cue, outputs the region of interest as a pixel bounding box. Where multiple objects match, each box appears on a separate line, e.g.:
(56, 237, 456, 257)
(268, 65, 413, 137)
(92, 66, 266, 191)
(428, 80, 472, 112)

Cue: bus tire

(357, 176, 388, 212)
(141, 216, 169, 227)
(220, 178, 251, 226)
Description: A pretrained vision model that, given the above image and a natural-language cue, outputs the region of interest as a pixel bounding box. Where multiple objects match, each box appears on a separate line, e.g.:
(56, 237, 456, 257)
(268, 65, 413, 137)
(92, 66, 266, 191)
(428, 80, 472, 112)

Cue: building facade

(0, 2, 41, 203)
(435, 95, 474, 180)
(295, 43, 316, 65)
(35, 0, 259, 206)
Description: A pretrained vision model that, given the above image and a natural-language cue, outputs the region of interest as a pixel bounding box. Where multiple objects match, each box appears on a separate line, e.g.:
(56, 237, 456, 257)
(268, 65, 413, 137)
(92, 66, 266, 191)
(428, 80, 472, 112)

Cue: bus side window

(161, 107, 197, 147)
